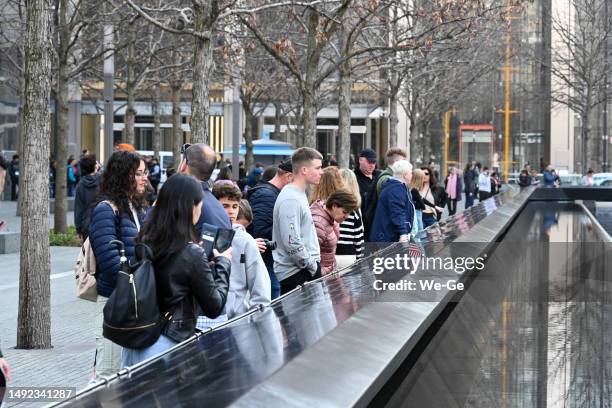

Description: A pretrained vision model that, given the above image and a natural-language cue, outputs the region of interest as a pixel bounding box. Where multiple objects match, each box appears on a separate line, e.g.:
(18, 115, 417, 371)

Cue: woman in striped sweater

(336, 169, 366, 270)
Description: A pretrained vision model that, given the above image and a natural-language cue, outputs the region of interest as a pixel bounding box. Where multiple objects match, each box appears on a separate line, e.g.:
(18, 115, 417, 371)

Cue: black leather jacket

(155, 243, 231, 343)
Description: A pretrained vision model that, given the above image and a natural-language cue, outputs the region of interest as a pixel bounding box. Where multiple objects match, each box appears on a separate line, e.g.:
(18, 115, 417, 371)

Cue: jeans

(94, 296, 122, 378)
(447, 199, 458, 216)
(267, 266, 281, 300)
(422, 213, 437, 229)
(465, 193, 474, 209)
(120, 335, 177, 368)
(415, 210, 424, 232)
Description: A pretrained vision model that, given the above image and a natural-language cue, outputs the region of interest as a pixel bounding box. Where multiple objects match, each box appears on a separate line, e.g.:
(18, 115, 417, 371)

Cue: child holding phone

(198, 184, 271, 330)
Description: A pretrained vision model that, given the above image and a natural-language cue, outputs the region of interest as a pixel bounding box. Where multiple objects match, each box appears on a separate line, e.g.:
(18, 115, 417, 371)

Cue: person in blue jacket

(89, 150, 148, 379)
(178, 143, 231, 234)
(543, 164, 558, 187)
(369, 160, 415, 243)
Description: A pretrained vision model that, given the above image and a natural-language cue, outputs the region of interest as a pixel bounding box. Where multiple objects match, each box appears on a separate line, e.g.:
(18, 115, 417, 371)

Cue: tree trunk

(191, 6, 213, 144)
(409, 110, 423, 166)
(302, 87, 317, 148)
(171, 82, 183, 170)
(337, 48, 352, 169)
(587, 109, 599, 172)
(17, 0, 52, 349)
(54, 72, 69, 234)
(53, 0, 69, 234)
(274, 102, 282, 140)
(389, 91, 399, 149)
(302, 9, 323, 149)
(582, 113, 589, 174)
(16, 68, 25, 217)
(243, 102, 255, 172)
(153, 85, 161, 158)
(124, 87, 136, 146)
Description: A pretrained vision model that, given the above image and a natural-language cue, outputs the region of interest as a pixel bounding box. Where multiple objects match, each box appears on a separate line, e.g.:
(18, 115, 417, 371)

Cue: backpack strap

(100, 200, 121, 242)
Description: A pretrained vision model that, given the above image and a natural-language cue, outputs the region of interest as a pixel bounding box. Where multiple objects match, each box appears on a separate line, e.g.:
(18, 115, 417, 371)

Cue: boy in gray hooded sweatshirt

(213, 184, 271, 318)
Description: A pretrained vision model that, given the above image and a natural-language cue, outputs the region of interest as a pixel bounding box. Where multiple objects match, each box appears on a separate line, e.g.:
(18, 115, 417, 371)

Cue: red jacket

(310, 200, 339, 274)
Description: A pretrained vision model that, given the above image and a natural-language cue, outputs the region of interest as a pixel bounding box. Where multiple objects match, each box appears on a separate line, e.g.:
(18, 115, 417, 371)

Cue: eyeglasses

(181, 143, 192, 155)
(135, 170, 149, 178)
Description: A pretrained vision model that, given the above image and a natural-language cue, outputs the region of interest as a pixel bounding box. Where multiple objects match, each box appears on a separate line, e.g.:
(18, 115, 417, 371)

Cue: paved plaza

(0, 193, 476, 407)
(0, 201, 89, 408)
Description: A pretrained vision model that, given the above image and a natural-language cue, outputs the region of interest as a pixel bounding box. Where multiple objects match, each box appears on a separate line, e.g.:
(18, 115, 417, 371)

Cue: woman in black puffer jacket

(120, 174, 231, 368)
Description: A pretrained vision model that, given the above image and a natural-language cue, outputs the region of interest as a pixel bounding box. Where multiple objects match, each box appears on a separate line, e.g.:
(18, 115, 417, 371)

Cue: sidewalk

(0, 246, 95, 408)
(0, 201, 87, 408)
(0, 200, 74, 233)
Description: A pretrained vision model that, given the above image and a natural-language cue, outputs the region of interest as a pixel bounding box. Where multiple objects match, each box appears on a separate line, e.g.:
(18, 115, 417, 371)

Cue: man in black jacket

(8, 155, 18, 201)
(246, 160, 293, 299)
(354, 149, 381, 215)
(74, 155, 100, 241)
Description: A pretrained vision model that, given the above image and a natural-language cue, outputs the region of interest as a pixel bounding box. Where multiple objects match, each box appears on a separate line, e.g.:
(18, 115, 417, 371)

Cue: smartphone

(200, 223, 235, 259)
(214, 228, 235, 254)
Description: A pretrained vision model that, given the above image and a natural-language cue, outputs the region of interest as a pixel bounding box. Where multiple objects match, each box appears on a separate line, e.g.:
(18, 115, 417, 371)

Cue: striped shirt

(336, 209, 365, 258)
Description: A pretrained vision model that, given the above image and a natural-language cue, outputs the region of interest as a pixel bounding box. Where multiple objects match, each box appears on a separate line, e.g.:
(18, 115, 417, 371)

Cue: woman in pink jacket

(310, 191, 359, 275)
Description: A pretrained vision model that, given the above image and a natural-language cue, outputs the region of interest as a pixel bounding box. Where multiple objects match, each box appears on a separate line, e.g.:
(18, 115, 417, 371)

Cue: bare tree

(221, 26, 293, 170)
(241, 1, 352, 147)
(17, 0, 52, 349)
(1, 0, 120, 233)
(122, 0, 321, 145)
(546, 0, 612, 172)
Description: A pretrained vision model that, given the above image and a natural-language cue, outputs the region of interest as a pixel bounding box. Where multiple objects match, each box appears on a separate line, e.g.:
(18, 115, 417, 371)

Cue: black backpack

(103, 242, 163, 349)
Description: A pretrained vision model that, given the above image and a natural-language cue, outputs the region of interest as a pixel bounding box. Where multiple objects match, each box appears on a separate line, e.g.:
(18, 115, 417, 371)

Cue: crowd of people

(0, 142, 541, 396)
(1, 135, 610, 406)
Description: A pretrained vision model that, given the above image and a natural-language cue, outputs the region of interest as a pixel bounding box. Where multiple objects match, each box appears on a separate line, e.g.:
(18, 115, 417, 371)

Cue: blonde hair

(410, 168, 426, 190)
(309, 166, 344, 204)
(339, 168, 361, 208)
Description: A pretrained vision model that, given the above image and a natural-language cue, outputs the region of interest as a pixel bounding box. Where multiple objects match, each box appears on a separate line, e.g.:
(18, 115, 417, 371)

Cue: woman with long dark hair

(419, 167, 444, 228)
(89, 150, 148, 378)
(120, 174, 231, 367)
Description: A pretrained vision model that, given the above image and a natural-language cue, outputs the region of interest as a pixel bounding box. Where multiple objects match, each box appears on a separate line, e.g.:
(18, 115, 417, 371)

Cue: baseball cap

(359, 148, 377, 163)
(278, 160, 293, 173)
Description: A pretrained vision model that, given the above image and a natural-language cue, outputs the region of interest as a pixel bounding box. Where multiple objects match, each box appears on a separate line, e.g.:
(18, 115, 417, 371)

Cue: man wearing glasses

(179, 143, 231, 233)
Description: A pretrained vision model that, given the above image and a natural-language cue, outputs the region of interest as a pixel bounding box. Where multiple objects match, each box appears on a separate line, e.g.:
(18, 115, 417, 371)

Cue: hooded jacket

(74, 174, 100, 238)
(310, 200, 339, 274)
(225, 225, 271, 318)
